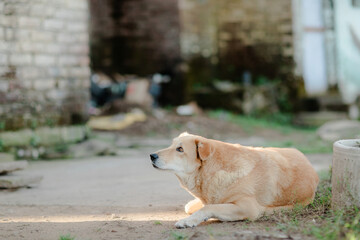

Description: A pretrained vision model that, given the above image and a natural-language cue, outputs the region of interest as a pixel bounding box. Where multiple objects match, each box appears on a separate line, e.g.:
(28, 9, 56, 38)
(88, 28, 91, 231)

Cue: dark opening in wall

(89, 0, 184, 104)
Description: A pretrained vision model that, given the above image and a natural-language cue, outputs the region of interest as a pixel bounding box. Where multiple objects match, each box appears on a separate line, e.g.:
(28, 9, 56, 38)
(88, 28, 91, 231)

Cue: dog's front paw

(175, 216, 202, 228)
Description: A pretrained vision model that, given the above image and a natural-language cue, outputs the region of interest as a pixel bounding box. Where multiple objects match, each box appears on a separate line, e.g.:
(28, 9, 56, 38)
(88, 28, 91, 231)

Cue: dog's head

(150, 132, 213, 174)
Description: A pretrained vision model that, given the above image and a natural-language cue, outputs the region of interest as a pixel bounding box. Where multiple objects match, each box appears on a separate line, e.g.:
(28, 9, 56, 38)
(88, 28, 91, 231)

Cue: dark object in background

(90, 72, 170, 110)
(90, 73, 127, 107)
(150, 74, 170, 108)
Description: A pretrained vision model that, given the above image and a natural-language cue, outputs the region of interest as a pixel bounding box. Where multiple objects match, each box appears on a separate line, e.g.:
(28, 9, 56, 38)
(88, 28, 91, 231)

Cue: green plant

(154, 221, 162, 225)
(170, 231, 188, 240)
(208, 110, 332, 154)
(59, 234, 75, 240)
(0, 121, 5, 130)
(30, 134, 40, 147)
(256, 169, 360, 239)
(30, 119, 38, 130)
(46, 118, 55, 127)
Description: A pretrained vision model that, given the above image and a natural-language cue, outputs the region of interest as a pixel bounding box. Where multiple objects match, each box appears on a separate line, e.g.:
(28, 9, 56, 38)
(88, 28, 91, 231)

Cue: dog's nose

(150, 153, 158, 162)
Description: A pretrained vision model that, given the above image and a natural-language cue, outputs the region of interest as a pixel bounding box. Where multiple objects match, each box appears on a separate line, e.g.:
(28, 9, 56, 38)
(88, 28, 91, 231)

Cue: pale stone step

(0, 174, 42, 189)
(0, 161, 28, 175)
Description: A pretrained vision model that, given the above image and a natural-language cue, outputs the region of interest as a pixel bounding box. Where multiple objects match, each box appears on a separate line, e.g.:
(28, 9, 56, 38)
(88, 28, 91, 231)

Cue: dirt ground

(0, 113, 333, 240)
(0, 149, 331, 240)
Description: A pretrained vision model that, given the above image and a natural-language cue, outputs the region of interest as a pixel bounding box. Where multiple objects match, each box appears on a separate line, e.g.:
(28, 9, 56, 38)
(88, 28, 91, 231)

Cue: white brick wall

(0, 54, 7, 65)
(0, 0, 90, 128)
(34, 54, 56, 66)
(9, 53, 32, 65)
(43, 19, 64, 31)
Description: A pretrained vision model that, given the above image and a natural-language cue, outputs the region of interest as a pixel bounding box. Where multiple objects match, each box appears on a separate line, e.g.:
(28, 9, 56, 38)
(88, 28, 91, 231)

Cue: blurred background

(0, 1, 360, 239)
(0, 0, 359, 159)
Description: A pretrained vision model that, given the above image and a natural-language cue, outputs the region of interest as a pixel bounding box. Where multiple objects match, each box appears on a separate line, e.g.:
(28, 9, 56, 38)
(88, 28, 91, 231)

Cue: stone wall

(179, 0, 294, 82)
(0, 0, 90, 130)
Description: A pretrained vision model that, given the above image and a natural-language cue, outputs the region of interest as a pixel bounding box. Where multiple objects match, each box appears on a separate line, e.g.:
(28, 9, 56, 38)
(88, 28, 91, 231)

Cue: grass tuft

(256, 169, 360, 239)
(208, 110, 332, 153)
(170, 231, 188, 240)
(59, 235, 75, 240)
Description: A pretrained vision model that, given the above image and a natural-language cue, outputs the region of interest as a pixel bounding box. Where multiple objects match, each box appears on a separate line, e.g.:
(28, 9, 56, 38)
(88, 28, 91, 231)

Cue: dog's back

(263, 147, 319, 207)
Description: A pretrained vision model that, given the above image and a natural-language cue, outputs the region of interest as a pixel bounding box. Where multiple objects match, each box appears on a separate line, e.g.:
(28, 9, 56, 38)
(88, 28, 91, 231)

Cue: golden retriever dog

(150, 132, 319, 228)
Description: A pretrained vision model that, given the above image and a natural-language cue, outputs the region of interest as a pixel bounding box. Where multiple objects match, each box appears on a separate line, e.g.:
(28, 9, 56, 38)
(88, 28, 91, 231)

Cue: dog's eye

(176, 147, 184, 153)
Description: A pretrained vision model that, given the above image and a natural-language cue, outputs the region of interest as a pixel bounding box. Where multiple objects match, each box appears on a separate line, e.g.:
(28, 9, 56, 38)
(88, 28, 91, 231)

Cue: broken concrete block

(0, 126, 88, 147)
(0, 174, 42, 188)
(0, 160, 28, 175)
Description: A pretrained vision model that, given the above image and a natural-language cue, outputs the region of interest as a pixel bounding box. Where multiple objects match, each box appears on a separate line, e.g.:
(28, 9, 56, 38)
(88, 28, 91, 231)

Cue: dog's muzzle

(150, 153, 159, 168)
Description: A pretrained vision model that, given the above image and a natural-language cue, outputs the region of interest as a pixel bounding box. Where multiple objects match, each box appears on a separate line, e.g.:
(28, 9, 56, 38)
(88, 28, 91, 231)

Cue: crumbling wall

(179, 0, 294, 81)
(89, 0, 181, 76)
(0, 0, 90, 130)
(216, 0, 294, 80)
(179, 0, 298, 111)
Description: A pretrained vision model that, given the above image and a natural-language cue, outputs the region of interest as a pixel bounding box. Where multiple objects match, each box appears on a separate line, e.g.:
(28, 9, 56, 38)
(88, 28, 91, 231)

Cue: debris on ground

(87, 109, 146, 131)
(187, 230, 299, 240)
(125, 79, 153, 108)
(176, 101, 202, 116)
(0, 160, 42, 189)
(91, 72, 168, 113)
(0, 174, 42, 189)
(69, 139, 117, 158)
(317, 119, 360, 142)
(0, 160, 28, 175)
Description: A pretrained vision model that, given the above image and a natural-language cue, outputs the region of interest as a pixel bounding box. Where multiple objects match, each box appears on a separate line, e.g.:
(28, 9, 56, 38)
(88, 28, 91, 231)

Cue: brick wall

(0, 0, 90, 130)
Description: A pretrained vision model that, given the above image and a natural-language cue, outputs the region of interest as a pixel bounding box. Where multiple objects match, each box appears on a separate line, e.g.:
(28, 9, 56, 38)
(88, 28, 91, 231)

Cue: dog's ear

(195, 139, 213, 161)
(179, 132, 190, 137)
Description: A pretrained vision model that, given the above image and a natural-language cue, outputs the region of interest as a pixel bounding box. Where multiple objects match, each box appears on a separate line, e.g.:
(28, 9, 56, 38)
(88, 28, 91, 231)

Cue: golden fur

(151, 132, 319, 228)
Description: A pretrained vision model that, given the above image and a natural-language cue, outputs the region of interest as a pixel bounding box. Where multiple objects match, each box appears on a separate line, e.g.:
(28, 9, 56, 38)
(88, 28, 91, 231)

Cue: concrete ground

(0, 147, 332, 240)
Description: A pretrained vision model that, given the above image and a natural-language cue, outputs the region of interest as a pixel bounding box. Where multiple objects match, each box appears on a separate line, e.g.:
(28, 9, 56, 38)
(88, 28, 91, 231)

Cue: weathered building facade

(0, 0, 90, 130)
(2, 0, 357, 130)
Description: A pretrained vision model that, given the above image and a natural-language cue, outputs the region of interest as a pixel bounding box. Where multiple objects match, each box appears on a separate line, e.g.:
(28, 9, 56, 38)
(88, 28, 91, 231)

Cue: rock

(213, 81, 240, 93)
(0, 161, 28, 175)
(317, 120, 360, 142)
(176, 102, 202, 116)
(189, 231, 210, 240)
(0, 174, 42, 188)
(0, 153, 15, 162)
(233, 231, 256, 240)
(0, 126, 88, 147)
(69, 139, 117, 158)
(293, 111, 348, 127)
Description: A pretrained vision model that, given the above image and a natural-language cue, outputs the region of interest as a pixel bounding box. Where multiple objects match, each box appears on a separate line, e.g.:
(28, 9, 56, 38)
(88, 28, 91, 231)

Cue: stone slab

(317, 120, 360, 142)
(0, 126, 89, 147)
(0, 174, 42, 189)
(0, 160, 28, 175)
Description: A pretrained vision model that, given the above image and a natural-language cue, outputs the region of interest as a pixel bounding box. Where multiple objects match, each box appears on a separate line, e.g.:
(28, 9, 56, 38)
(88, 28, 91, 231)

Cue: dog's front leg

(185, 198, 204, 215)
(175, 201, 261, 228)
